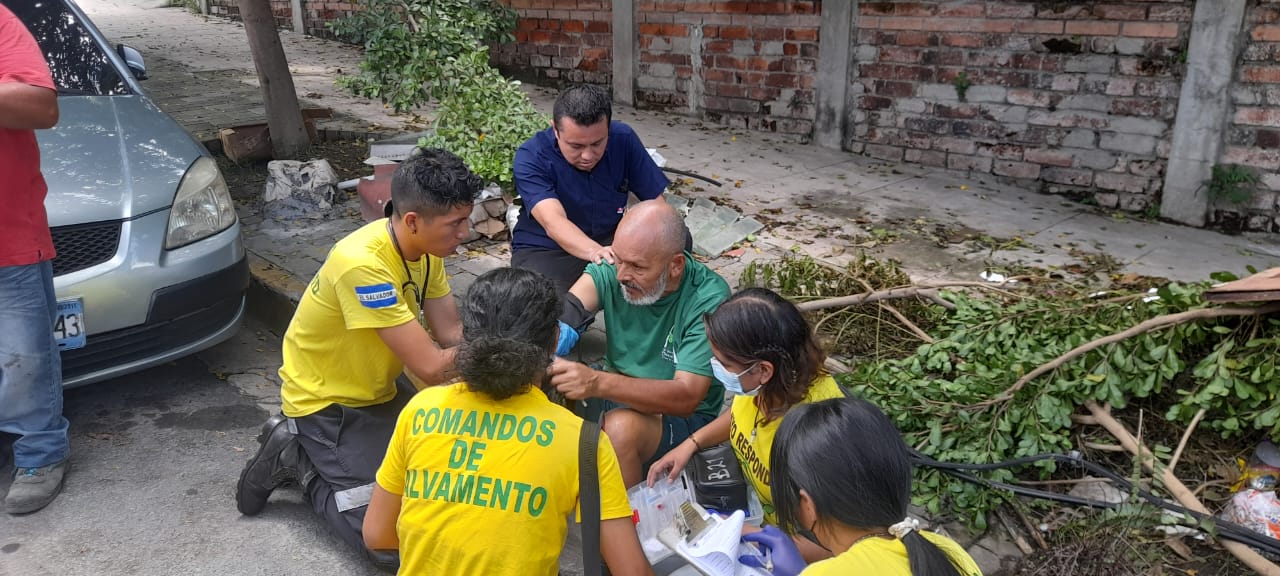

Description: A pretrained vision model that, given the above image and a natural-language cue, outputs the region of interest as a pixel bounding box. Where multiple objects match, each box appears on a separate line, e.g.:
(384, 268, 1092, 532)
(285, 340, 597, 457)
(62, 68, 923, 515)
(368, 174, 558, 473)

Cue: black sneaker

(235, 413, 299, 516)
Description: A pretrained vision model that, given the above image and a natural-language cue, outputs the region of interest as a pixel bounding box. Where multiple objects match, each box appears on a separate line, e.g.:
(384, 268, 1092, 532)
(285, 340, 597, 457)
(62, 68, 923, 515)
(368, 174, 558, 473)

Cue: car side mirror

(116, 44, 146, 80)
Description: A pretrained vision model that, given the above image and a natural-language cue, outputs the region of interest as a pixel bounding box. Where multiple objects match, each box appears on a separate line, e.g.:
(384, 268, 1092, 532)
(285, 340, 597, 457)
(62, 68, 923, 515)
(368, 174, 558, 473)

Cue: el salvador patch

(355, 283, 397, 309)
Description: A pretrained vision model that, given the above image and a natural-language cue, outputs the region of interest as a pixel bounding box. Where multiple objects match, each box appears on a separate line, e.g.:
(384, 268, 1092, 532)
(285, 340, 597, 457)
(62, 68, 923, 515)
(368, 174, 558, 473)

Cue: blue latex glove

(555, 321, 580, 357)
(740, 526, 807, 576)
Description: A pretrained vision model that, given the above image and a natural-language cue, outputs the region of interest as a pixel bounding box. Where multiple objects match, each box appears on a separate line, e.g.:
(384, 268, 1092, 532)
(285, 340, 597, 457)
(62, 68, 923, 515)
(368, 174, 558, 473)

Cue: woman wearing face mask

(646, 287, 844, 559)
(740, 397, 981, 576)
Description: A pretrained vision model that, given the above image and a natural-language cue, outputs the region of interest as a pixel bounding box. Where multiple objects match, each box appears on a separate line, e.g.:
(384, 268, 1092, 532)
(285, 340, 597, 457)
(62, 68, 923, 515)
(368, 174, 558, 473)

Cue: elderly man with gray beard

(548, 199, 729, 488)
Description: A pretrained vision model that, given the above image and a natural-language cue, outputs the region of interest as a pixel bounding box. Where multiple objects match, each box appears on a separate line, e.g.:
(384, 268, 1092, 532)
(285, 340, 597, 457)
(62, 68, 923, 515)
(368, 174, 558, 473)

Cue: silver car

(8, 0, 247, 387)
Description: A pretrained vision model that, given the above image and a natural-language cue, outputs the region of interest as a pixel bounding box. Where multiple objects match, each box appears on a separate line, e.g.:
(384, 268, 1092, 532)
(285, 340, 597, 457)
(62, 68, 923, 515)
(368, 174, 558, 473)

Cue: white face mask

(711, 357, 759, 396)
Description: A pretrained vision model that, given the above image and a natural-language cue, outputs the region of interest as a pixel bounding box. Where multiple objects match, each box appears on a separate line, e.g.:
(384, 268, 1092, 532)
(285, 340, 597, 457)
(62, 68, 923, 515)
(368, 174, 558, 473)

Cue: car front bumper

(55, 209, 247, 388)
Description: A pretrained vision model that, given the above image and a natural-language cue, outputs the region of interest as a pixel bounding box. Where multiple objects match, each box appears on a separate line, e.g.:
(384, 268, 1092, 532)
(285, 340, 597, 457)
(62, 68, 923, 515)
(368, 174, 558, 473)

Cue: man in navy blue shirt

(511, 85, 670, 292)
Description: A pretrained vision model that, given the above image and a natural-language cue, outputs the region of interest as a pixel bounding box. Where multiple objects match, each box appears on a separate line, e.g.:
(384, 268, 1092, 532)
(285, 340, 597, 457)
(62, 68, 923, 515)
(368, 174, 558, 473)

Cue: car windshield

(3, 0, 128, 95)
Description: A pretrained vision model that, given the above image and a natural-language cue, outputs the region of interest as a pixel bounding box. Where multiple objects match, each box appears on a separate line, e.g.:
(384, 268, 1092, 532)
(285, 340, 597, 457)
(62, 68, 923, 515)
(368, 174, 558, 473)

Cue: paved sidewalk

(74, 1, 1280, 573)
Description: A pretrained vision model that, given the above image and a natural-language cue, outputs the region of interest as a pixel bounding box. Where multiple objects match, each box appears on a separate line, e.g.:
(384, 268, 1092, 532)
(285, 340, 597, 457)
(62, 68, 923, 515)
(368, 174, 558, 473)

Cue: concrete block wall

(490, 0, 614, 86)
(849, 1, 1191, 214)
(206, 0, 358, 38)
(634, 1, 821, 134)
(1226, 1, 1280, 231)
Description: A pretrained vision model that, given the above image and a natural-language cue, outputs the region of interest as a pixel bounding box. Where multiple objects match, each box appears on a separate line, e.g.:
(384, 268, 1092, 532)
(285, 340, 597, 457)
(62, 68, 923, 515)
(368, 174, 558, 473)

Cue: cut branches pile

(747, 255, 1280, 550)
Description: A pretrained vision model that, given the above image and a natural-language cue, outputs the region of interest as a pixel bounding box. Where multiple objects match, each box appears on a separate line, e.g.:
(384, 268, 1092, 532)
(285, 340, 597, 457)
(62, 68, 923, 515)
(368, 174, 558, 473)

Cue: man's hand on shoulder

(588, 245, 616, 265)
(549, 357, 600, 401)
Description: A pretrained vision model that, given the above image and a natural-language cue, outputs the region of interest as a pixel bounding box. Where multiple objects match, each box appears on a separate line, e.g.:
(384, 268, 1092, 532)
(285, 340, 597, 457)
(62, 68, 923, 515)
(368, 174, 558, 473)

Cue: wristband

(690, 434, 703, 451)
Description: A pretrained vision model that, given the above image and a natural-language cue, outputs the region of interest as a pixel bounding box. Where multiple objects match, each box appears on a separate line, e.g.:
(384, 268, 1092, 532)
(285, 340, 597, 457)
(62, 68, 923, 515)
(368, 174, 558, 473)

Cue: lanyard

(386, 220, 428, 323)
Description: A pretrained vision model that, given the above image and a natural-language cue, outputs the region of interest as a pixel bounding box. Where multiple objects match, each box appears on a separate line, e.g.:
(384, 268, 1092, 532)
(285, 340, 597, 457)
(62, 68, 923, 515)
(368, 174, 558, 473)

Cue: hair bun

(456, 336, 549, 401)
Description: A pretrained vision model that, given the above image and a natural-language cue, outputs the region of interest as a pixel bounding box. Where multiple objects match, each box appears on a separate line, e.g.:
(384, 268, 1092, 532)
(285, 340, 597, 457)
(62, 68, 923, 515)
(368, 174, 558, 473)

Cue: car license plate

(54, 298, 86, 351)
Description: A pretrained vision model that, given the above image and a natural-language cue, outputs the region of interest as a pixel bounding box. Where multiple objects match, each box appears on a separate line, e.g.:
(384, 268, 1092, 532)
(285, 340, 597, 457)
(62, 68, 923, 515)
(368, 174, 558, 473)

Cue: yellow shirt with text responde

(729, 374, 844, 525)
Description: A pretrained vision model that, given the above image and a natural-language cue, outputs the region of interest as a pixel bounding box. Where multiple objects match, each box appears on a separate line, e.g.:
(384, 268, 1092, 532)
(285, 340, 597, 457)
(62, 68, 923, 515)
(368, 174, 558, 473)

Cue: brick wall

(206, 0, 358, 38)
(850, 1, 1191, 214)
(490, 1, 613, 86)
(635, 1, 820, 134)
(1227, 1, 1280, 232)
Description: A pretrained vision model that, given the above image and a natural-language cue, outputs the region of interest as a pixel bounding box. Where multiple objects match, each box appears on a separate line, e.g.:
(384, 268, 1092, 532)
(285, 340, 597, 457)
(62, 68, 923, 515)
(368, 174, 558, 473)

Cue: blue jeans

(0, 260, 69, 469)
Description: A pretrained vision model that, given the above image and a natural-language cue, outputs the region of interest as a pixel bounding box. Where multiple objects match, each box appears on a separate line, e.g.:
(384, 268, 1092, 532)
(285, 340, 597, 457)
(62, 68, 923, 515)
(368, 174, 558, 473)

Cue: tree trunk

(236, 0, 309, 159)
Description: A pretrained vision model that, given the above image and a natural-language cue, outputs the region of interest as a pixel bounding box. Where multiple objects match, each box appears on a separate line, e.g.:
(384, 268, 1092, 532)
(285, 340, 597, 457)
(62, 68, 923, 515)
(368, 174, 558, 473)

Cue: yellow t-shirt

(729, 374, 844, 525)
(802, 531, 983, 576)
(279, 219, 449, 417)
(376, 383, 633, 576)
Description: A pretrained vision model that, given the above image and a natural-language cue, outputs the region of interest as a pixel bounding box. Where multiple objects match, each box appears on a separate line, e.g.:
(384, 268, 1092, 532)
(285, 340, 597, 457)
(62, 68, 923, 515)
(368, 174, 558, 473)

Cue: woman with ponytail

(742, 397, 982, 576)
(362, 268, 653, 576)
(646, 287, 844, 560)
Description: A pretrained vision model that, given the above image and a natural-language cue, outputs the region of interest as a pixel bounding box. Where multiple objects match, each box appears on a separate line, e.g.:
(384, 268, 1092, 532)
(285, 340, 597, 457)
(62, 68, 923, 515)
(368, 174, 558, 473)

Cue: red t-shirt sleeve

(0, 5, 55, 91)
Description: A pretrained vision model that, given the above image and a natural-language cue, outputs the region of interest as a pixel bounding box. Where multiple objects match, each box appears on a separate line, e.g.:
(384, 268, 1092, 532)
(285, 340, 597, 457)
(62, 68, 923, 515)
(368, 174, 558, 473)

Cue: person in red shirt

(0, 3, 68, 515)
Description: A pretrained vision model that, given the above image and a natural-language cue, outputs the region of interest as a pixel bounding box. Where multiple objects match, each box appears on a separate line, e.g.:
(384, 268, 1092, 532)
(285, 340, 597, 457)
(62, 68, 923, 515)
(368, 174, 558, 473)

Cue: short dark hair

(456, 268, 560, 401)
(390, 148, 483, 218)
(704, 288, 825, 421)
(553, 84, 612, 128)
(772, 398, 966, 576)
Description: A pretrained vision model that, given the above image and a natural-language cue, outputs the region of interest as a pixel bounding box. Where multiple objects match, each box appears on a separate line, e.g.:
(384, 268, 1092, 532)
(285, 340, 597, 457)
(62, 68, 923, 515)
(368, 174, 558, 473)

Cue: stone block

(1063, 129, 1098, 149)
(1114, 37, 1147, 56)
(1095, 172, 1151, 193)
(1060, 94, 1112, 113)
(1028, 110, 1110, 129)
(1129, 159, 1165, 178)
(935, 137, 977, 155)
(1024, 148, 1074, 167)
(967, 85, 1008, 103)
(1119, 193, 1153, 212)
(897, 98, 928, 113)
(905, 148, 948, 167)
(1007, 89, 1056, 108)
(1042, 167, 1095, 186)
(1248, 214, 1275, 231)
(1063, 55, 1115, 74)
(1109, 116, 1168, 137)
(994, 105, 1029, 124)
(920, 83, 959, 101)
(1100, 132, 1157, 155)
(866, 144, 905, 161)
(1075, 149, 1118, 170)
(1094, 192, 1120, 208)
(947, 154, 993, 172)
(993, 160, 1042, 179)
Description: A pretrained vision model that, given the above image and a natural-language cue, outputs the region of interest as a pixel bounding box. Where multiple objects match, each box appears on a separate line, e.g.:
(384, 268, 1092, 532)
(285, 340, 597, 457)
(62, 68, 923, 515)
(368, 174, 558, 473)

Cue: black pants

(511, 246, 593, 294)
(293, 376, 416, 572)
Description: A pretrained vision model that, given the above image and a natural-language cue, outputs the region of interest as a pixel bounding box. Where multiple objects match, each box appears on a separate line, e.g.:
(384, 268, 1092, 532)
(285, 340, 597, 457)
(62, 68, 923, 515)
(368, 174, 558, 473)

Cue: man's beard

(621, 272, 667, 306)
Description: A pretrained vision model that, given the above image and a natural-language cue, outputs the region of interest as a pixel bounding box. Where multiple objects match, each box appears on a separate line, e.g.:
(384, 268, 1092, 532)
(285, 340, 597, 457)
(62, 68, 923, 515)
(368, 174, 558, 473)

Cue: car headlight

(165, 156, 236, 249)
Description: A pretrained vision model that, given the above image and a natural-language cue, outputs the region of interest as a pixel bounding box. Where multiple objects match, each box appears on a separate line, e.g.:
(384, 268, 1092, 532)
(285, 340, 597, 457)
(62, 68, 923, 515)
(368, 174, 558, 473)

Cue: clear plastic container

(628, 474, 697, 565)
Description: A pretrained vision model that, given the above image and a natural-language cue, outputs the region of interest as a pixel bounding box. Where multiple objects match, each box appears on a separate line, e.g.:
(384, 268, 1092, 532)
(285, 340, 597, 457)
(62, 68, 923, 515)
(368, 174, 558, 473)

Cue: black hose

(910, 448, 1280, 558)
(661, 166, 722, 187)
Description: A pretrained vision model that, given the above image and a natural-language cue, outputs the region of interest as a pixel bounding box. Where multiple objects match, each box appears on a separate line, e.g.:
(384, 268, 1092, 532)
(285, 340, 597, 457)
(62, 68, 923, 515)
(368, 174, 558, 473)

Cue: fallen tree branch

(973, 303, 1280, 408)
(1084, 400, 1280, 576)
(1168, 407, 1207, 476)
(848, 276, 935, 344)
(880, 302, 934, 343)
(823, 357, 851, 374)
(797, 286, 956, 312)
(1012, 505, 1049, 551)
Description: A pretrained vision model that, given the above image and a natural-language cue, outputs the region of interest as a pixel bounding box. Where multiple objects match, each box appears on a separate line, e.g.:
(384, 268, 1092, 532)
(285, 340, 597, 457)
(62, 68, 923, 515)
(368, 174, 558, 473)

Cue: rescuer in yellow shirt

(235, 149, 483, 572)
(742, 398, 983, 576)
(363, 268, 653, 576)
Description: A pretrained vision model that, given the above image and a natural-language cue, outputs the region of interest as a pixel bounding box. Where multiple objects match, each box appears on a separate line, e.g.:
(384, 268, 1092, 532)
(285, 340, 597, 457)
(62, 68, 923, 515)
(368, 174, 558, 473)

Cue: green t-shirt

(586, 255, 730, 419)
